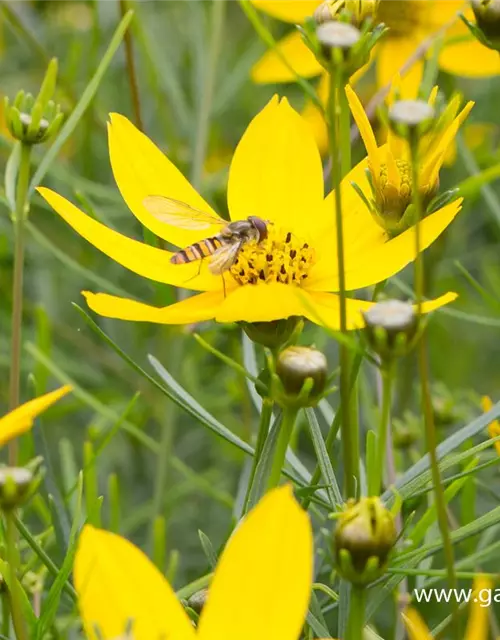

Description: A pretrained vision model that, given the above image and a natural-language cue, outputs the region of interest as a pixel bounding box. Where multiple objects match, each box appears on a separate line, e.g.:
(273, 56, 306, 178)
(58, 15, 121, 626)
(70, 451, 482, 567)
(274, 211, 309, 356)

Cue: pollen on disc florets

(230, 226, 316, 286)
(377, 0, 427, 36)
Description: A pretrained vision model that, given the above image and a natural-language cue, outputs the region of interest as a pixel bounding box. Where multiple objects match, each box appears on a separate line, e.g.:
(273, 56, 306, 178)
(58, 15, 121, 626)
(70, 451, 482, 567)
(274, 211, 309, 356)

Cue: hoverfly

(143, 195, 269, 275)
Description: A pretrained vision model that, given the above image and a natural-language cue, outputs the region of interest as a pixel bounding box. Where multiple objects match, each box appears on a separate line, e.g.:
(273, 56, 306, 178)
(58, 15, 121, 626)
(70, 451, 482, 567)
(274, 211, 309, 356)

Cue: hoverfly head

(248, 216, 268, 242)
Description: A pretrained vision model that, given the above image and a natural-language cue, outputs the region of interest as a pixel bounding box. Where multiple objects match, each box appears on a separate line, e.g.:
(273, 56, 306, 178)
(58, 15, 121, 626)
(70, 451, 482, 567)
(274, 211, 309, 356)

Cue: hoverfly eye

(250, 216, 268, 241)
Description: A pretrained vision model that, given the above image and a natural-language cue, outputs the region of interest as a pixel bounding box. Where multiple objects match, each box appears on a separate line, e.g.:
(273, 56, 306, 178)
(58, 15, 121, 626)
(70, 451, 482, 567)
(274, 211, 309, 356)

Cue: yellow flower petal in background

(197, 486, 312, 640)
(37, 188, 219, 292)
(108, 113, 224, 248)
(481, 396, 500, 456)
(228, 96, 324, 238)
(251, 30, 323, 83)
(301, 75, 329, 156)
(0, 386, 72, 447)
(376, 35, 424, 99)
(403, 608, 433, 640)
(250, 0, 320, 23)
(74, 526, 195, 640)
(465, 575, 492, 640)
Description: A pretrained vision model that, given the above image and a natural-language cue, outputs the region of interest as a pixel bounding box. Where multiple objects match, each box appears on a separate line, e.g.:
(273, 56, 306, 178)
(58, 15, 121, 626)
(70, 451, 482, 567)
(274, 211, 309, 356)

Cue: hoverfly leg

(182, 258, 205, 284)
(221, 273, 227, 298)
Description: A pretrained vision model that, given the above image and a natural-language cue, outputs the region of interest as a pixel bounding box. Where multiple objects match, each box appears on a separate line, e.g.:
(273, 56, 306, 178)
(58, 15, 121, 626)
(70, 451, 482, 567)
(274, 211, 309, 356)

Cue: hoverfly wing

(143, 195, 224, 230)
(208, 240, 243, 275)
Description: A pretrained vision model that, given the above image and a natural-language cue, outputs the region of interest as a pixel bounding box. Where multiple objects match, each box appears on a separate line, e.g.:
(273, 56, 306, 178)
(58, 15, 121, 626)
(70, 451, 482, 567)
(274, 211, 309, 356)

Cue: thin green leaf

(305, 408, 342, 509)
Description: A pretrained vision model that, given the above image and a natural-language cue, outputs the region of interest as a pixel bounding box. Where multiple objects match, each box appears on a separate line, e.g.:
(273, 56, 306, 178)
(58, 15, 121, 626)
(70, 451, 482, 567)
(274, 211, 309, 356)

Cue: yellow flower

(39, 98, 458, 330)
(346, 84, 473, 236)
(0, 386, 72, 447)
(481, 395, 500, 456)
(403, 575, 492, 640)
(250, 1, 499, 150)
(74, 486, 330, 640)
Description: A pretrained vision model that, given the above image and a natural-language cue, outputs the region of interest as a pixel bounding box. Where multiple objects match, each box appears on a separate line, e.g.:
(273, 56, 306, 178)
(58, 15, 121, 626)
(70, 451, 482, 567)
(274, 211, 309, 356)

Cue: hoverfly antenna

(249, 216, 268, 241)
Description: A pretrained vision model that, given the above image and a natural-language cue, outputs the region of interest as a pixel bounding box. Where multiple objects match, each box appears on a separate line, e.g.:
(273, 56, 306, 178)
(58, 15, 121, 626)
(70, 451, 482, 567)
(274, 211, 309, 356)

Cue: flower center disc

(377, 0, 427, 35)
(230, 226, 316, 286)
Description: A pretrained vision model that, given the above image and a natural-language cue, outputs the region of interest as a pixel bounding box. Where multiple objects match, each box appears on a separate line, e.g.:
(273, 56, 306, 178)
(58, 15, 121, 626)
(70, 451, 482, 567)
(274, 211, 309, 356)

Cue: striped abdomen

(171, 235, 224, 265)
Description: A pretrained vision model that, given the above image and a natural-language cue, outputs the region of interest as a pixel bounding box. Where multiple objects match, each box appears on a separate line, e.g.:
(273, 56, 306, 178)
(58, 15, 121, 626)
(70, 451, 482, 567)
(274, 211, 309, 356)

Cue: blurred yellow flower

(346, 84, 473, 236)
(481, 395, 500, 456)
(403, 575, 492, 639)
(40, 98, 458, 330)
(0, 386, 72, 447)
(74, 486, 330, 640)
(251, 1, 500, 89)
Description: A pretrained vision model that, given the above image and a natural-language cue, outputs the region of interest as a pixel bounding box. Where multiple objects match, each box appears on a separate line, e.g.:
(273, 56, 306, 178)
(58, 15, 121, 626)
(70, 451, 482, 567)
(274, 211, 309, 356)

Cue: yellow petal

(403, 608, 432, 640)
(0, 386, 72, 447)
(83, 289, 226, 324)
(304, 290, 457, 330)
(302, 73, 329, 156)
(345, 85, 381, 177)
(481, 396, 500, 456)
(310, 199, 462, 292)
(250, 0, 320, 23)
(74, 525, 195, 640)
(465, 575, 492, 640)
(198, 486, 313, 640)
(440, 21, 500, 77)
(38, 188, 219, 292)
(108, 113, 224, 248)
(228, 97, 324, 238)
(376, 36, 424, 99)
(251, 30, 323, 84)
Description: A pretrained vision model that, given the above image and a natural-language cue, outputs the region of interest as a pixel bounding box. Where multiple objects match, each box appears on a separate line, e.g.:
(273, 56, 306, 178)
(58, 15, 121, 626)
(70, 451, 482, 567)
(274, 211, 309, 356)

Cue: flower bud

(362, 299, 418, 360)
(471, 0, 500, 49)
(317, 21, 361, 50)
(275, 346, 328, 407)
(335, 497, 397, 586)
(241, 317, 303, 350)
(0, 467, 34, 509)
(314, 0, 379, 27)
(389, 100, 435, 141)
(4, 58, 63, 145)
(188, 588, 209, 614)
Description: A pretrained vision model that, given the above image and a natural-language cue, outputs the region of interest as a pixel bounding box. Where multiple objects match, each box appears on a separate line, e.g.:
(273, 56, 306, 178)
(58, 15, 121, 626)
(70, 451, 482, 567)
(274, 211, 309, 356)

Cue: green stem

(338, 82, 351, 179)
(409, 135, 459, 629)
(243, 399, 273, 513)
(267, 407, 298, 490)
(191, 0, 226, 190)
(5, 512, 27, 640)
(329, 54, 358, 498)
(119, 0, 143, 131)
(371, 363, 393, 496)
(8, 143, 31, 466)
(346, 585, 366, 640)
(2, 591, 9, 637)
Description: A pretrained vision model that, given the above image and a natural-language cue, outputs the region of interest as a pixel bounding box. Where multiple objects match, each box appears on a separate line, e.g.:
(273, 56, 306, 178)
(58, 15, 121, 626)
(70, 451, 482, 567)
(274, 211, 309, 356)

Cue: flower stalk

(8, 142, 32, 466)
(407, 117, 459, 629)
(5, 509, 28, 640)
(267, 406, 299, 490)
(371, 361, 394, 496)
(346, 585, 365, 640)
(243, 398, 274, 512)
(327, 42, 359, 499)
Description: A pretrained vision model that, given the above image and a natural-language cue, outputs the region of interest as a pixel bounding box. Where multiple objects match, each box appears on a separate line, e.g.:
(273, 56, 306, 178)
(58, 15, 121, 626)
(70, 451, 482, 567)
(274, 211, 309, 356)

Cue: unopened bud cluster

(388, 100, 435, 142)
(468, 0, 500, 51)
(334, 497, 396, 586)
(4, 58, 63, 145)
(0, 467, 34, 510)
(314, 0, 380, 28)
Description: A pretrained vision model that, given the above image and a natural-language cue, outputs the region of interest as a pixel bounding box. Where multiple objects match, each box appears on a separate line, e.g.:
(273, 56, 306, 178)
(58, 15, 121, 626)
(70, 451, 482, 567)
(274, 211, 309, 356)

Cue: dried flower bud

(335, 497, 397, 586)
(188, 588, 209, 614)
(0, 467, 34, 509)
(471, 0, 500, 47)
(276, 346, 328, 406)
(314, 0, 379, 26)
(363, 299, 418, 360)
(389, 100, 435, 141)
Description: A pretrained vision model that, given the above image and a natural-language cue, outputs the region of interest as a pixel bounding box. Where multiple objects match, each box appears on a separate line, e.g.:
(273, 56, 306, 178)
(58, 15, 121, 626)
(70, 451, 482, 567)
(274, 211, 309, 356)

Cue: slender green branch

(244, 399, 273, 513)
(267, 407, 298, 490)
(119, 0, 144, 131)
(191, 0, 226, 189)
(5, 512, 28, 640)
(409, 133, 459, 630)
(346, 585, 365, 640)
(371, 363, 393, 496)
(329, 55, 358, 498)
(8, 143, 31, 466)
